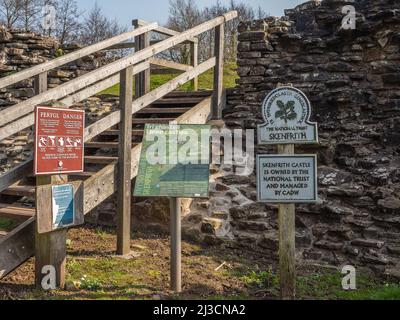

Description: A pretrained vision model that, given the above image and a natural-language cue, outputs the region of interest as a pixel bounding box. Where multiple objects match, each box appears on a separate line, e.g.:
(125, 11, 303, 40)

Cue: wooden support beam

(117, 66, 134, 256)
(190, 42, 199, 91)
(277, 143, 296, 300)
(133, 20, 151, 98)
(170, 198, 182, 292)
(211, 24, 225, 120)
(150, 58, 192, 72)
(35, 174, 68, 290)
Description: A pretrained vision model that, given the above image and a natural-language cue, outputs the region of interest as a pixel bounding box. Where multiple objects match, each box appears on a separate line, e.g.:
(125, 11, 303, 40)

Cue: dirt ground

(0, 225, 398, 300)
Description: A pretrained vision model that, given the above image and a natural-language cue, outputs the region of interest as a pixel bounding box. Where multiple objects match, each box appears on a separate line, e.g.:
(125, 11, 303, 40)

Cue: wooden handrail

(0, 61, 150, 138)
(0, 23, 157, 90)
(133, 19, 198, 44)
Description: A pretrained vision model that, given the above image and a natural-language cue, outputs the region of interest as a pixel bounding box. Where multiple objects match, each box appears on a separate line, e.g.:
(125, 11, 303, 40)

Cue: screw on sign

(34, 106, 85, 175)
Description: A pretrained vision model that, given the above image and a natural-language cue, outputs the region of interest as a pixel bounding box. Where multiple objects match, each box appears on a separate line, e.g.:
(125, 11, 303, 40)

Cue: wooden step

(86, 142, 139, 149)
(137, 107, 190, 114)
(100, 129, 144, 137)
(69, 171, 96, 178)
(132, 118, 175, 124)
(2, 185, 35, 197)
(165, 90, 212, 98)
(152, 98, 202, 106)
(0, 230, 7, 238)
(0, 204, 34, 221)
(84, 156, 118, 164)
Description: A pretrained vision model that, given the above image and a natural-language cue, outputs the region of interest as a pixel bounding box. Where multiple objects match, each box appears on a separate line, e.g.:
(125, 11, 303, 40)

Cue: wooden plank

(117, 66, 134, 255)
(137, 107, 190, 114)
(0, 204, 35, 221)
(34, 72, 48, 95)
(132, 118, 175, 124)
(0, 61, 150, 135)
(150, 58, 192, 72)
(0, 217, 35, 279)
(84, 57, 216, 141)
(133, 20, 150, 98)
(84, 156, 118, 164)
(211, 24, 225, 120)
(190, 42, 199, 91)
(170, 197, 182, 292)
(2, 185, 35, 197)
(277, 143, 296, 300)
(134, 19, 198, 43)
(106, 40, 161, 50)
(101, 129, 144, 137)
(0, 159, 33, 193)
(85, 142, 119, 149)
(0, 23, 158, 90)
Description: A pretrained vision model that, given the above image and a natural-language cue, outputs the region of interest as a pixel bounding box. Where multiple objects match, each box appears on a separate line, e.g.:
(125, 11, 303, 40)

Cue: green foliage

(79, 275, 103, 291)
(55, 48, 64, 57)
(0, 218, 18, 231)
(275, 100, 297, 124)
(241, 268, 278, 289)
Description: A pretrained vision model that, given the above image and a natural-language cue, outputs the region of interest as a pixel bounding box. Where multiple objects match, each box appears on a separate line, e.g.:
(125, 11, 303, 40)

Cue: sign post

(170, 197, 182, 292)
(257, 85, 318, 300)
(34, 105, 85, 289)
(134, 124, 211, 292)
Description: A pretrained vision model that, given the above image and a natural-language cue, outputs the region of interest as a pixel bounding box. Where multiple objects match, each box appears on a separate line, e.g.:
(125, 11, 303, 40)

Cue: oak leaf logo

(275, 100, 297, 124)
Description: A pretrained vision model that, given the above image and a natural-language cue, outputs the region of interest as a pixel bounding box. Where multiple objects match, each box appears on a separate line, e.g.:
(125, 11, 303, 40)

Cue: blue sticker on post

(52, 184, 75, 229)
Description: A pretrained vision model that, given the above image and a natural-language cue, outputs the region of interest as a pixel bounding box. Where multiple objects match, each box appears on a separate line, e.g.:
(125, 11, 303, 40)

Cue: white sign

(258, 87, 318, 145)
(257, 155, 318, 203)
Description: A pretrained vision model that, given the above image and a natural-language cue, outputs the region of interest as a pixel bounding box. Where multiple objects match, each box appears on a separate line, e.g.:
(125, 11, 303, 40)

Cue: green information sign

(134, 124, 211, 198)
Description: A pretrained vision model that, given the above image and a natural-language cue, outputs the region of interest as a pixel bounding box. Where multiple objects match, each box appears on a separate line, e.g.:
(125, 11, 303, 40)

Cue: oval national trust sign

(258, 86, 318, 145)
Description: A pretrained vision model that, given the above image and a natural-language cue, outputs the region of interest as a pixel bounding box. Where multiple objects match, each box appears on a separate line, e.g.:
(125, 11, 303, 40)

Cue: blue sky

(76, 0, 305, 27)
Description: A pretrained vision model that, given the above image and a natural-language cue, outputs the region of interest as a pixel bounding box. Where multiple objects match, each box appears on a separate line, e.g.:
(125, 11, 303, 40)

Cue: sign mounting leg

(170, 197, 182, 292)
(277, 143, 296, 299)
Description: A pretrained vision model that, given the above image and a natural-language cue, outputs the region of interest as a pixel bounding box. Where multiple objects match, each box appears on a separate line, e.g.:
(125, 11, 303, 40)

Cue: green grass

(228, 266, 400, 300)
(100, 62, 238, 96)
(0, 217, 18, 231)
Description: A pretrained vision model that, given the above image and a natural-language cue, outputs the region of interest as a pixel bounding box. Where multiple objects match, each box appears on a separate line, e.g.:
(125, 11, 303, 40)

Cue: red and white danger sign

(34, 106, 85, 175)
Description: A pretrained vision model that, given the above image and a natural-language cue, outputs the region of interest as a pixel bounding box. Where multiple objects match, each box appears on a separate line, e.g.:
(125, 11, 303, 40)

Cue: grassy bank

(100, 61, 238, 96)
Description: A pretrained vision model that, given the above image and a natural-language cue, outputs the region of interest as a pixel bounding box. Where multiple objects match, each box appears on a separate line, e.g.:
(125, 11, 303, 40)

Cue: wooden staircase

(0, 10, 237, 281)
(0, 91, 211, 226)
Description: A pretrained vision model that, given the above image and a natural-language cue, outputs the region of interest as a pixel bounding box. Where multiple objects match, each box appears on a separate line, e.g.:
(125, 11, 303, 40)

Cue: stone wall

(0, 27, 112, 173)
(200, 0, 400, 274)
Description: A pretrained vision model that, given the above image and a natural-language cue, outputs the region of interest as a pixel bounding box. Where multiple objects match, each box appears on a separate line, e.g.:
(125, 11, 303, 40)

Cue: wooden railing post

(34, 71, 67, 289)
(133, 19, 150, 97)
(116, 66, 134, 256)
(211, 23, 224, 120)
(35, 175, 68, 289)
(190, 41, 198, 91)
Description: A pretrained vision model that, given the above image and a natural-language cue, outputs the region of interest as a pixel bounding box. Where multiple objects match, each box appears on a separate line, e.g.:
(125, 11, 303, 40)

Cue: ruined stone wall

(218, 0, 400, 274)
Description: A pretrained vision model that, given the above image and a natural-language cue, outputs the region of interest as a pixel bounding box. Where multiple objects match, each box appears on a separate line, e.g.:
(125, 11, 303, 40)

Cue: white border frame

(34, 106, 85, 176)
(256, 154, 318, 203)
